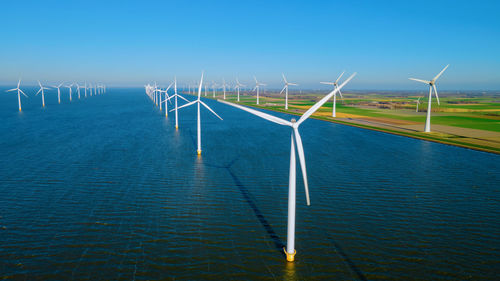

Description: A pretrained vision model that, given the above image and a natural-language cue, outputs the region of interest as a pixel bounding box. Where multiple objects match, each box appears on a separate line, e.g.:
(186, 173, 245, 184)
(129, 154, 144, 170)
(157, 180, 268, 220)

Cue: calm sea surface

(0, 87, 499, 280)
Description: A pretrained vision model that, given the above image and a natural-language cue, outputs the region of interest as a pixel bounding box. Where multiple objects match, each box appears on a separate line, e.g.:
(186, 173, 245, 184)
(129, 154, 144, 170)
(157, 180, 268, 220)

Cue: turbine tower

(220, 73, 357, 262)
(176, 72, 223, 155)
(253, 76, 266, 105)
(320, 71, 345, 117)
(6, 79, 28, 111)
(409, 65, 449, 132)
(280, 74, 298, 110)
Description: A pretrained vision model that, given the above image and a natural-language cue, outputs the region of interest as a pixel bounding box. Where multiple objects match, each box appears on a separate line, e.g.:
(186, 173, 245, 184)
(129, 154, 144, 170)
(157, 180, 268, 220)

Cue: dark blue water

(1, 87, 499, 280)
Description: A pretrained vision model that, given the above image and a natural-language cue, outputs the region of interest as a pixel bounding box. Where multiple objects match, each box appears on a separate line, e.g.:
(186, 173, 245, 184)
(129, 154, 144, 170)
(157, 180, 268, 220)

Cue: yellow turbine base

(284, 248, 296, 262)
(197, 150, 202, 155)
(175, 125, 178, 130)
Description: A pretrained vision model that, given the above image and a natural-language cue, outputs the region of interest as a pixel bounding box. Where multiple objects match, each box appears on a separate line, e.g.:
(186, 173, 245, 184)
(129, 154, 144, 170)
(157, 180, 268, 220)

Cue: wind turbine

(280, 74, 298, 110)
(235, 78, 245, 102)
(253, 76, 266, 105)
(83, 82, 87, 98)
(159, 82, 174, 115)
(320, 71, 345, 117)
(415, 97, 421, 112)
(222, 78, 227, 100)
(36, 80, 50, 107)
(65, 83, 73, 101)
(168, 77, 191, 129)
(6, 79, 28, 111)
(76, 83, 81, 99)
(220, 73, 357, 262)
(212, 81, 217, 98)
(53, 82, 64, 104)
(176, 72, 223, 155)
(409, 64, 449, 132)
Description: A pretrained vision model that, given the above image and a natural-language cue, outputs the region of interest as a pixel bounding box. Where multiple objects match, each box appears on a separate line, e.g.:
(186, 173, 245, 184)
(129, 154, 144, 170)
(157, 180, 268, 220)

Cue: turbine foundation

(284, 248, 296, 262)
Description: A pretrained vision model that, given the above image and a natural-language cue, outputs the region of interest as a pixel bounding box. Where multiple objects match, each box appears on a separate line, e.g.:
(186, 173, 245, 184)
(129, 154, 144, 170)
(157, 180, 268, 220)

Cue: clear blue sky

(1, 0, 499, 90)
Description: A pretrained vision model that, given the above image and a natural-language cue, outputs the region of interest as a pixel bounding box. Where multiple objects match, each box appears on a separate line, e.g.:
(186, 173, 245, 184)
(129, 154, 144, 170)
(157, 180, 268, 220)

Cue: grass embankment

(203, 93, 500, 154)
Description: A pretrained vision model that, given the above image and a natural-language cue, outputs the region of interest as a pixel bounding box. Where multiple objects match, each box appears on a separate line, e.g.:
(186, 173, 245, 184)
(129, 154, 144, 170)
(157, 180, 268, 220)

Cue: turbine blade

(297, 73, 356, 126)
(198, 72, 204, 100)
(288, 83, 298, 86)
(36, 89, 41, 95)
(219, 100, 292, 126)
(200, 101, 223, 120)
(175, 100, 197, 111)
(178, 94, 190, 102)
(335, 71, 345, 84)
(282, 73, 287, 84)
(293, 128, 310, 206)
(432, 64, 449, 82)
(432, 84, 440, 105)
(19, 89, 28, 97)
(409, 78, 430, 84)
(166, 82, 173, 93)
(279, 85, 286, 95)
(17, 79, 21, 88)
(252, 86, 257, 92)
(320, 82, 334, 85)
(6, 89, 16, 92)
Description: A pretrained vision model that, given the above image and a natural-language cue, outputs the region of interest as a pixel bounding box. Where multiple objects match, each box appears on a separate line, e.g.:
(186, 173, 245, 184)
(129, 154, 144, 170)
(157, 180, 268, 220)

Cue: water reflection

(283, 261, 297, 281)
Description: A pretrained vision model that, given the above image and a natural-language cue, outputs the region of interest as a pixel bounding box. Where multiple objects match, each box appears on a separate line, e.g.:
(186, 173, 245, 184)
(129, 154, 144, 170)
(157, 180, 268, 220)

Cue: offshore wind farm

(1, 1, 499, 280)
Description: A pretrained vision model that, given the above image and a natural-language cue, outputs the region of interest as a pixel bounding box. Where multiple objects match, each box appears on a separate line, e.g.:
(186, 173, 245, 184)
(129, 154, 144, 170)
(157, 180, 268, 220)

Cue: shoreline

(215, 98, 500, 155)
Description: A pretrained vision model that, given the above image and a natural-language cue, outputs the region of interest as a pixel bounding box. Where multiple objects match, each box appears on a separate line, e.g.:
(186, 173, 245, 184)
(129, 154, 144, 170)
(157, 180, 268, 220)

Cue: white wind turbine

(159, 82, 173, 114)
(220, 73, 357, 262)
(65, 83, 74, 101)
(53, 82, 64, 104)
(6, 79, 28, 111)
(235, 78, 245, 102)
(75, 83, 81, 99)
(176, 72, 223, 155)
(83, 82, 87, 98)
(409, 64, 449, 132)
(253, 76, 266, 105)
(212, 81, 217, 98)
(320, 71, 345, 117)
(222, 78, 227, 100)
(36, 80, 50, 107)
(415, 97, 422, 112)
(280, 74, 298, 110)
(168, 77, 191, 129)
